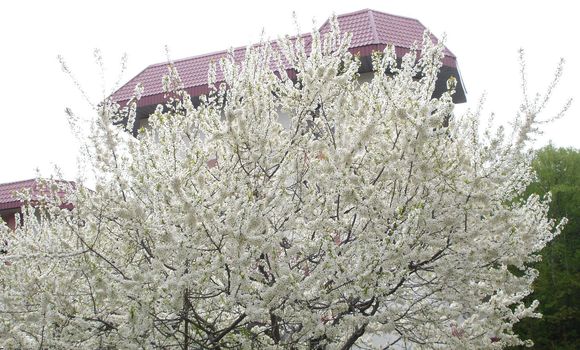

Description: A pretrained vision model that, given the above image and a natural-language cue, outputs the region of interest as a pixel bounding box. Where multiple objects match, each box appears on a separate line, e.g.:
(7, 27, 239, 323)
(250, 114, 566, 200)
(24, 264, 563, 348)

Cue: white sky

(0, 0, 578, 184)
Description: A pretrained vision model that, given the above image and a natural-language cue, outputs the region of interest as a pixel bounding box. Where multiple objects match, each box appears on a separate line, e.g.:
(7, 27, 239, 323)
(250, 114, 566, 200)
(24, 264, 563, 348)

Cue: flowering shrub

(0, 18, 568, 349)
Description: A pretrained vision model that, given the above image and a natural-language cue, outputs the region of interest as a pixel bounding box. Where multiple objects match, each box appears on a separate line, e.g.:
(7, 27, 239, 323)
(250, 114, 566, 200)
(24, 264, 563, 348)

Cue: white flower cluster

(0, 17, 566, 349)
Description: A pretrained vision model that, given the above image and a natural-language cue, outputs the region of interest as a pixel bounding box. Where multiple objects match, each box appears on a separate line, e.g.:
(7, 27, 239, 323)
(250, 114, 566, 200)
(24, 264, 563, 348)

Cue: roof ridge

(147, 33, 312, 69)
(148, 48, 231, 69)
(133, 10, 428, 71)
(367, 9, 380, 44)
(331, 8, 423, 23)
(0, 179, 37, 187)
(365, 9, 424, 23)
(313, 8, 376, 38)
(138, 9, 429, 71)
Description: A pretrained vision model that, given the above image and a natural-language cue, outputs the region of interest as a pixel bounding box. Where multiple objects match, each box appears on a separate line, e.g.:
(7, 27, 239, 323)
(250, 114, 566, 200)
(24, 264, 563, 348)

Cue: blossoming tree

(0, 19, 569, 349)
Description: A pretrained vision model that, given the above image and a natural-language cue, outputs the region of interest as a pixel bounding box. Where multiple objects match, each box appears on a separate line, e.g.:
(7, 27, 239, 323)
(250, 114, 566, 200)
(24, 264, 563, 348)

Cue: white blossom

(0, 17, 567, 349)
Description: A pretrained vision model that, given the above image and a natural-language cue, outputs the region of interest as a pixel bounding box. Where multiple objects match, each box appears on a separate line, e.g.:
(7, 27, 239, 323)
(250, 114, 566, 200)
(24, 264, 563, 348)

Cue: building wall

(1, 212, 17, 230)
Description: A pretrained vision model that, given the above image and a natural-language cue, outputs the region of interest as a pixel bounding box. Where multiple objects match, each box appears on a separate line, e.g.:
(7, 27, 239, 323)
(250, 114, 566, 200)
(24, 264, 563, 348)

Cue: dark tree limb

(340, 323, 367, 350)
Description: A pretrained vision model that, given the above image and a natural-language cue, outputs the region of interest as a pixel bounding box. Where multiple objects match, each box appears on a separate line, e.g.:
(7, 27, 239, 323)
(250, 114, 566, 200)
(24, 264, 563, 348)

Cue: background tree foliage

(513, 145, 580, 349)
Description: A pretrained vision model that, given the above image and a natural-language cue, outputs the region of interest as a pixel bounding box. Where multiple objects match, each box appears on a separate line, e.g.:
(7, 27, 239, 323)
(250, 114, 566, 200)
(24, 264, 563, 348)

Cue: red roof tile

(0, 179, 74, 211)
(0, 179, 37, 211)
(111, 9, 458, 107)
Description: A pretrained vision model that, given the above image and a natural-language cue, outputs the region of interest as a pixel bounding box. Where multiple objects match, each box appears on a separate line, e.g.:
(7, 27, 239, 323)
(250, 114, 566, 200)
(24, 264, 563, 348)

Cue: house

(0, 179, 74, 230)
(3, 10, 465, 228)
(111, 9, 466, 132)
(0, 179, 37, 229)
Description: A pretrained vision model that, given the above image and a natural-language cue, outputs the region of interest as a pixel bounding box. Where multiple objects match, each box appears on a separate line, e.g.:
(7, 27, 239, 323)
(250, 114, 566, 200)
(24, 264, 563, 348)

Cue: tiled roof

(320, 9, 454, 57)
(0, 179, 37, 211)
(111, 9, 459, 107)
(0, 179, 74, 211)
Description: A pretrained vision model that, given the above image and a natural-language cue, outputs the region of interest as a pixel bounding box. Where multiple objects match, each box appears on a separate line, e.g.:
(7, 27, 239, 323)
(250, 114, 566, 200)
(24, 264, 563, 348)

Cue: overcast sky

(0, 0, 577, 184)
